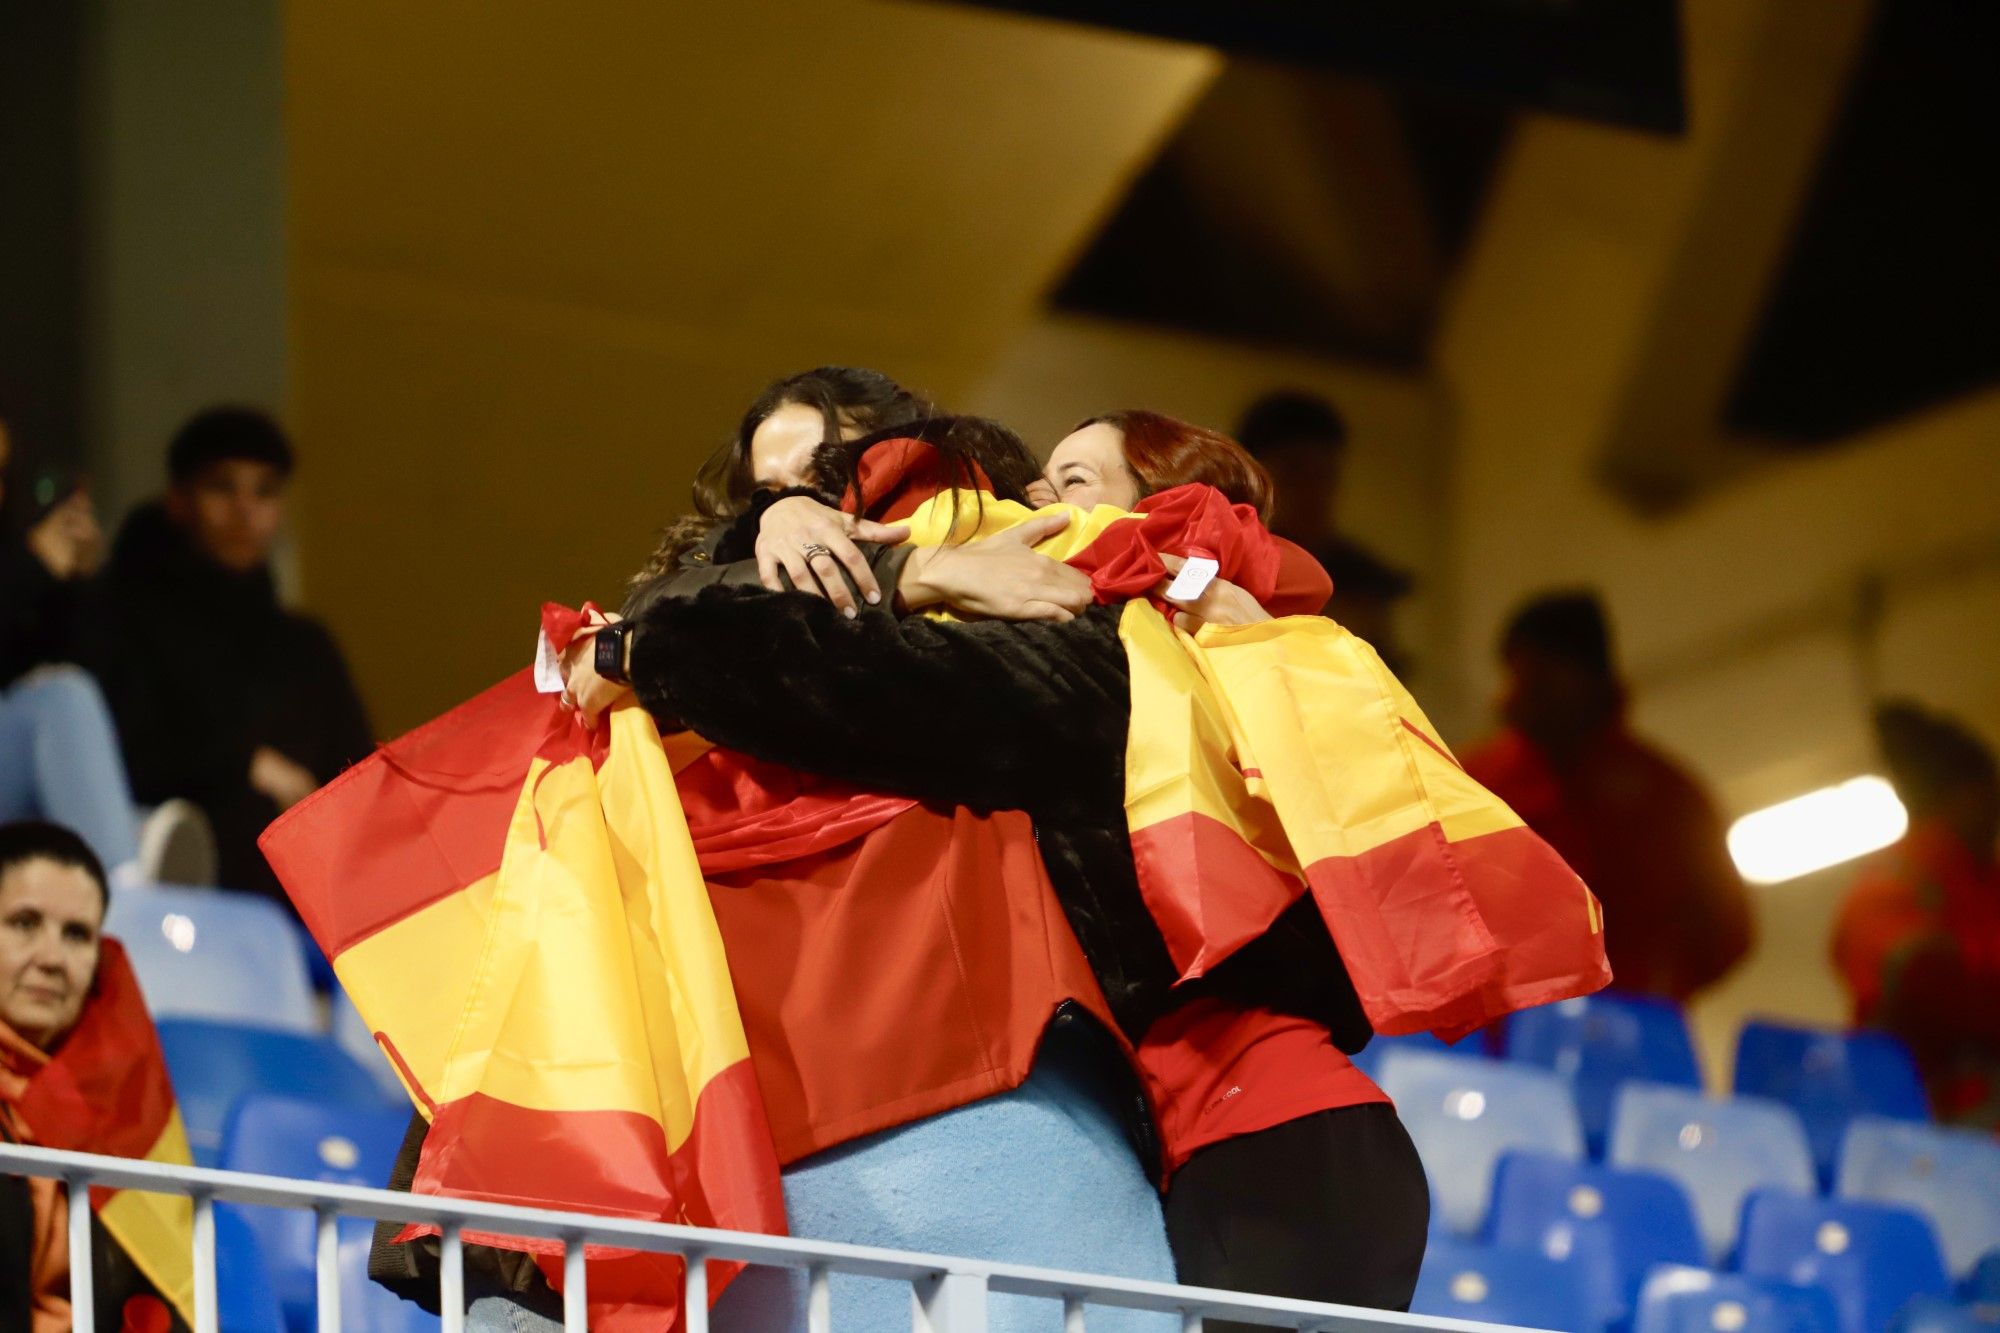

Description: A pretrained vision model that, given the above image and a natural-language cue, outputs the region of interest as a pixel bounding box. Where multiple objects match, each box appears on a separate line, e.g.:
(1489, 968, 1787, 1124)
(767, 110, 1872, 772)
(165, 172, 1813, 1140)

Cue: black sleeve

(0, 536, 77, 687)
(630, 584, 1129, 819)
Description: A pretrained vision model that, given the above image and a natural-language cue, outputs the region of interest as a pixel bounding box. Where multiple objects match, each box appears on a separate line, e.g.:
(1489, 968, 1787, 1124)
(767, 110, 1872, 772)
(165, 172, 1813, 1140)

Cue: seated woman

(580, 409, 1438, 1320)
(0, 820, 194, 1332)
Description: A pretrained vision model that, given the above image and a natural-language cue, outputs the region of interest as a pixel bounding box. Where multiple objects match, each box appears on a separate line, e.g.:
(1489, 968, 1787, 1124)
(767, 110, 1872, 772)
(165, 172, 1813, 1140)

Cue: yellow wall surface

(285, 0, 1216, 732)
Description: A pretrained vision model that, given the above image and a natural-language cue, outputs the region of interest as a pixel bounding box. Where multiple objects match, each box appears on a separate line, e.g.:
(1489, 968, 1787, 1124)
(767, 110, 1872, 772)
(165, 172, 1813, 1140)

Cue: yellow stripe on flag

(97, 1109, 197, 1327)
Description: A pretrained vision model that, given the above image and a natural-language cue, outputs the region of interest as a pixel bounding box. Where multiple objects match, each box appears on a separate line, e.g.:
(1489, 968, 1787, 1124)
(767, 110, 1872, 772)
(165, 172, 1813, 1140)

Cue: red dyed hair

(1081, 410, 1274, 521)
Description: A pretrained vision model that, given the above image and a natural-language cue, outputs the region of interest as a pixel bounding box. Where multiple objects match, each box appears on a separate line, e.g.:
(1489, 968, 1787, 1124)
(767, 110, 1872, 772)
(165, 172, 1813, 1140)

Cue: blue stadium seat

(1505, 991, 1704, 1157)
(1969, 1250, 2000, 1302)
(1411, 1236, 1598, 1331)
(1353, 1028, 1466, 1079)
(219, 1095, 415, 1331)
(1893, 1296, 2000, 1332)
(1634, 1266, 1842, 1333)
(1377, 1049, 1585, 1236)
(1607, 1081, 1815, 1263)
(331, 987, 409, 1100)
(157, 1019, 397, 1164)
(1735, 1021, 1929, 1184)
(105, 885, 318, 1032)
(1841, 1117, 2000, 1283)
(1488, 1152, 1705, 1331)
(214, 1202, 287, 1333)
(1739, 1191, 1952, 1333)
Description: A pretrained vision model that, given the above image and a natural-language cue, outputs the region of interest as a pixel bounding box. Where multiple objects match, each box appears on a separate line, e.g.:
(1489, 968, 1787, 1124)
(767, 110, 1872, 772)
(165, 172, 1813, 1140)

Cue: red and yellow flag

(261, 671, 784, 1331)
(899, 490, 1611, 1041)
(5, 938, 196, 1326)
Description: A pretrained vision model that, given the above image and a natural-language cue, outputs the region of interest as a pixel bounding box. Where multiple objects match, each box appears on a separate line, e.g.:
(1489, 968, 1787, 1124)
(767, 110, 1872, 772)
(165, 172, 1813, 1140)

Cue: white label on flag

(534, 630, 566, 694)
(1165, 556, 1220, 604)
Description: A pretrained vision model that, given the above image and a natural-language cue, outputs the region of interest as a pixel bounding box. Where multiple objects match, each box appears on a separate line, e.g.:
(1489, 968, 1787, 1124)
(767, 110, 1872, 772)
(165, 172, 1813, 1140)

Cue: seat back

(1489, 1152, 1705, 1331)
(1892, 1296, 2000, 1332)
(1353, 1028, 1464, 1079)
(1378, 1049, 1585, 1236)
(105, 886, 317, 1032)
(1412, 1235, 1598, 1331)
(156, 1019, 396, 1162)
(1633, 1266, 1842, 1333)
(219, 1095, 415, 1329)
(1608, 1081, 1816, 1262)
(1735, 1021, 1928, 1182)
(1506, 991, 1703, 1156)
(1840, 1116, 2000, 1281)
(331, 987, 410, 1099)
(1739, 1191, 1953, 1333)
(213, 1203, 287, 1333)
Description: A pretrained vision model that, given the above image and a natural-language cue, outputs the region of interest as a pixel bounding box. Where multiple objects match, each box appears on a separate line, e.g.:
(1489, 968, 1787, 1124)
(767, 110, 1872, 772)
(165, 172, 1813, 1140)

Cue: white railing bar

(316, 1207, 342, 1332)
(914, 1269, 989, 1332)
(440, 1220, 465, 1333)
(808, 1261, 832, 1333)
(1180, 1314, 1203, 1333)
(563, 1236, 588, 1332)
(1065, 1292, 1087, 1331)
(193, 1191, 218, 1333)
(7, 1144, 1533, 1332)
(685, 1252, 710, 1333)
(67, 1169, 96, 1331)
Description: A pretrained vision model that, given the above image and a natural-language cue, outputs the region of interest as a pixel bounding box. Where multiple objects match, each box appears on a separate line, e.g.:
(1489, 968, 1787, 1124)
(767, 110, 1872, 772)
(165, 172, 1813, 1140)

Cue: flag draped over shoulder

(898, 487, 1611, 1040)
(260, 662, 785, 1331)
(6, 938, 196, 1326)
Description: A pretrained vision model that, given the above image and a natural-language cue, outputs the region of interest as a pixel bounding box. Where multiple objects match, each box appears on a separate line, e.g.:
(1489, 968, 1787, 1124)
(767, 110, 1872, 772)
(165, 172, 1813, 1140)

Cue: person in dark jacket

(82, 407, 372, 900)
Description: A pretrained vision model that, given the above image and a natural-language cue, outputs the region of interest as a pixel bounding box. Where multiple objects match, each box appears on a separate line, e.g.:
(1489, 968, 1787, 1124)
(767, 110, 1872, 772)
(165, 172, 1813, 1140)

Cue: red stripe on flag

(405, 1061, 783, 1332)
(262, 672, 559, 957)
(1129, 811, 1303, 977)
(1302, 822, 1609, 1040)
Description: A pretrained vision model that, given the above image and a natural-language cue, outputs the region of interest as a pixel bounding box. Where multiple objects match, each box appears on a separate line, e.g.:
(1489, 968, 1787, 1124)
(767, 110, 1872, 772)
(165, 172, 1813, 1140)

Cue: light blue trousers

(0, 665, 140, 869)
(468, 1026, 1176, 1332)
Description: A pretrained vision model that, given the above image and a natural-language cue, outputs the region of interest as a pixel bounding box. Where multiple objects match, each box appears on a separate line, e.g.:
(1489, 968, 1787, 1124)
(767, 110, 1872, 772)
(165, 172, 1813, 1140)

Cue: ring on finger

(802, 542, 834, 562)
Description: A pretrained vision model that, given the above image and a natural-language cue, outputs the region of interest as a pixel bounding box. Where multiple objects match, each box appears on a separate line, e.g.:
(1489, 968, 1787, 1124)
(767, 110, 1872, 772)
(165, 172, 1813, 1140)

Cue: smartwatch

(594, 621, 633, 686)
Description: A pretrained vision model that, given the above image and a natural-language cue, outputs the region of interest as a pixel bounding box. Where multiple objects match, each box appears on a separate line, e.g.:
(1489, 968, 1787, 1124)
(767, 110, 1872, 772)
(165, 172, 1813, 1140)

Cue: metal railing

(2, 1142, 1541, 1333)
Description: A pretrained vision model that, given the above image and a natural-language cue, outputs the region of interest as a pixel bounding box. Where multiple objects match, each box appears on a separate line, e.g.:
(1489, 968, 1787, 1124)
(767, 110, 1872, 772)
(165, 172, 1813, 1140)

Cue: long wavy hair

(1077, 410, 1274, 520)
(635, 368, 1038, 582)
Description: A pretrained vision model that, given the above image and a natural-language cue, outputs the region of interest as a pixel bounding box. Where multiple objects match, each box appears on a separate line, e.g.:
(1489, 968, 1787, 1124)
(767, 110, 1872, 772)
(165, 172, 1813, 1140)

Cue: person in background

(1234, 389, 1413, 670)
(1834, 702, 2000, 1129)
(0, 415, 211, 886)
(1465, 591, 1752, 1002)
(0, 820, 193, 1331)
(83, 407, 371, 901)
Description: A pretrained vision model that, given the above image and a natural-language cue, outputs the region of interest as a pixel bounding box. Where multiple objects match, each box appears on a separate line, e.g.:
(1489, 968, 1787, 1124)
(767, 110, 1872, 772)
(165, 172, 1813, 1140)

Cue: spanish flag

(261, 658, 784, 1330)
(898, 487, 1611, 1041)
(4, 938, 196, 1327)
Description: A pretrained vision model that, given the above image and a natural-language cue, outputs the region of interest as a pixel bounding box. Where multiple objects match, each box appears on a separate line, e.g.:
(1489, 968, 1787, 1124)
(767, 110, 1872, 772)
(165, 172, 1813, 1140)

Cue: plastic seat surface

(106, 885, 318, 1032)
(1633, 1265, 1842, 1333)
(1411, 1235, 1599, 1332)
(1379, 1048, 1585, 1236)
(1608, 1081, 1816, 1262)
(1489, 1151, 1705, 1330)
(1736, 1021, 1928, 1183)
(1506, 991, 1703, 1156)
(157, 1019, 395, 1164)
(1738, 1190, 1952, 1333)
(1840, 1116, 2000, 1281)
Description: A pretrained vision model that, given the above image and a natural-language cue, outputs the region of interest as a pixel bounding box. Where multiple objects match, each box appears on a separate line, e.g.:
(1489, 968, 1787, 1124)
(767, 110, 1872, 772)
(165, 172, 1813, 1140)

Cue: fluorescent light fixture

(1727, 776, 1908, 885)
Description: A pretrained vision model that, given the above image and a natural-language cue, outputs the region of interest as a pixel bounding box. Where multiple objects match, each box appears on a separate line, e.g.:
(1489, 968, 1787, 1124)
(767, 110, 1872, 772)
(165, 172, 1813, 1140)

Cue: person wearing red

(1834, 703, 2000, 1130)
(1466, 592, 1752, 1002)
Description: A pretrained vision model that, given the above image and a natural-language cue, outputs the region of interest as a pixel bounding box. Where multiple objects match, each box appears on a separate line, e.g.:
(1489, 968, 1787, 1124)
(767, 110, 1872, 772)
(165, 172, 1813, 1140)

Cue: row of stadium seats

(1358, 992, 1931, 1180)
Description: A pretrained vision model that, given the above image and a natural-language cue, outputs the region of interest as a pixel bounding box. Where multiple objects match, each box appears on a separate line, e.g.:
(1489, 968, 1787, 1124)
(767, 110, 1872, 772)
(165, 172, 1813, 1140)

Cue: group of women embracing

(365, 365, 1609, 1332)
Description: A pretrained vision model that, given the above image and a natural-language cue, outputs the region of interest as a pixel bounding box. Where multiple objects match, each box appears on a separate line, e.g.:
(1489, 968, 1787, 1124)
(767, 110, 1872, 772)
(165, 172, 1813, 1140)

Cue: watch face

(596, 624, 626, 678)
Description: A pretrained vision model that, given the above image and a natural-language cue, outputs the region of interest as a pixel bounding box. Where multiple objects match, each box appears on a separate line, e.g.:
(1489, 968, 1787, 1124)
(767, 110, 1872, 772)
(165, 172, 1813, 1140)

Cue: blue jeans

(0, 666, 140, 869)
(466, 1026, 1176, 1332)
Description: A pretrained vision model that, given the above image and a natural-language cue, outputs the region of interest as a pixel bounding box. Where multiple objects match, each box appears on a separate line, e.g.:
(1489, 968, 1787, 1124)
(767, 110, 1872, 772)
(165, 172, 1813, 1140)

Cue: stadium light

(1727, 776, 1908, 885)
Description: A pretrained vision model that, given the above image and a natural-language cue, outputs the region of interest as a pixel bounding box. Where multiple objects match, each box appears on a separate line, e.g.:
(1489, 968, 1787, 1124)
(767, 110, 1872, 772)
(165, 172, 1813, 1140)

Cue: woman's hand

(756, 495, 911, 618)
(897, 511, 1091, 622)
(1154, 554, 1272, 633)
(560, 610, 632, 730)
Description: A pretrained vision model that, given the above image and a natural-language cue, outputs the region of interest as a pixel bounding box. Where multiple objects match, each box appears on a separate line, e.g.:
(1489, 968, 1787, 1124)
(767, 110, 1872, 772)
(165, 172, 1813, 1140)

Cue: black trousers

(1163, 1103, 1431, 1332)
